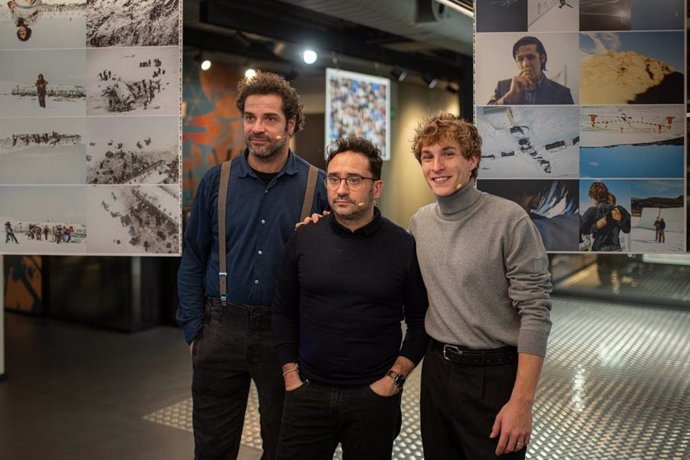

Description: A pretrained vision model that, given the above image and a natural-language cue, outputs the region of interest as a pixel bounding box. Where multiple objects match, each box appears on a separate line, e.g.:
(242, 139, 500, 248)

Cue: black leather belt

(432, 340, 517, 366)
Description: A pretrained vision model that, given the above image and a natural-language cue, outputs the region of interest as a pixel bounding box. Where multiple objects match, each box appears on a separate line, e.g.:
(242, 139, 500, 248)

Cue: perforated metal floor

(144, 298, 690, 459)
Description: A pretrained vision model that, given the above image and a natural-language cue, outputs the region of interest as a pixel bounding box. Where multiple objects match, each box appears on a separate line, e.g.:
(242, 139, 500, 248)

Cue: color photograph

(528, 0, 578, 32)
(0, 49, 86, 118)
(86, 0, 179, 47)
(629, 180, 685, 253)
(0, 117, 86, 184)
(476, 32, 579, 106)
(0, 0, 85, 50)
(579, 105, 685, 178)
(579, 179, 633, 252)
(86, 116, 180, 185)
(86, 184, 180, 254)
(476, 0, 527, 32)
(579, 31, 684, 105)
(477, 179, 580, 252)
(477, 105, 579, 178)
(86, 46, 181, 116)
(0, 185, 87, 254)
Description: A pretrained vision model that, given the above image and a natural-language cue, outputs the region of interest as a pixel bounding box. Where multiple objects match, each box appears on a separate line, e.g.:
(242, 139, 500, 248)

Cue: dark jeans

(277, 381, 402, 460)
(192, 301, 284, 460)
(420, 341, 525, 460)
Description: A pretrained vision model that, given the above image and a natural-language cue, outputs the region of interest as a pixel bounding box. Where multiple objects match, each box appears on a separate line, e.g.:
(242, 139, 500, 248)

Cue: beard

(246, 131, 289, 162)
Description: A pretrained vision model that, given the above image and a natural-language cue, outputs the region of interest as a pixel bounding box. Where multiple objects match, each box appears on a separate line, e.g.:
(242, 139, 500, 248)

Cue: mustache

(248, 135, 272, 141)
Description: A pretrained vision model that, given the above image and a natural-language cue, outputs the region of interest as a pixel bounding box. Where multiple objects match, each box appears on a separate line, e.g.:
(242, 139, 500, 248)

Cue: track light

(200, 59, 212, 71)
(446, 81, 460, 94)
(303, 49, 318, 64)
(423, 74, 438, 89)
(390, 67, 407, 82)
(245, 68, 257, 79)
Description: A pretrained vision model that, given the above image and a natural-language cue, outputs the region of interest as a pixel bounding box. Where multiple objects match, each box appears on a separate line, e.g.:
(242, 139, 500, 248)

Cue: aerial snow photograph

(0, 185, 87, 255)
(476, 0, 527, 32)
(86, 46, 181, 116)
(528, 0, 578, 32)
(0, 117, 86, 184)
(477, 179, 580, 252)
(0, 0, 85, 50)
(475, 32, 579, 106)
(0, 49, 86, 118)
(579, 31, 684, 105)
(476, 105, 579, 178)
(579, 105, 685, 178)
(86, 0, 179, 47)
(629, 180, 685, 254)
(579, 179, 634, 253)
(86, 185, 180, 255)
(86, 116, 180, 185)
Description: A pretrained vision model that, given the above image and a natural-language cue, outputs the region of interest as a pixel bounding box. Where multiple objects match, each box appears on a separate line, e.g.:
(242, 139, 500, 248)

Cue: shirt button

(257, 250, 263, 255)
(254, 279, 259, 284)
(261, 219, 266, 224)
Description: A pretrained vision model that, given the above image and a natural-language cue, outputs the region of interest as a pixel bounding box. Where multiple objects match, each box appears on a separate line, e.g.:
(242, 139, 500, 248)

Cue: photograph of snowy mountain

(476, 106, 579, 178)
(86, 185, 180, 255)
(580, 31, 684, 104)
(629, 180, 685, 253)
(0, 49, 86, 118)
(478, 179, 580, 252)
(475, 32, 580, 105)
(86, 46, 180, 116)
(86, 116, 179, 185)
(579, 105, 685, 178)
(0, 185, 87, 254)
(0, 117, 85, 184)
(86, 0, 179, 47)
(0, 0, 85, 50)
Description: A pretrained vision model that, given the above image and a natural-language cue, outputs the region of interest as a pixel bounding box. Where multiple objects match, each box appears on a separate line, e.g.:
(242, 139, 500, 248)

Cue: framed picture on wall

(325, 68, 391, 160)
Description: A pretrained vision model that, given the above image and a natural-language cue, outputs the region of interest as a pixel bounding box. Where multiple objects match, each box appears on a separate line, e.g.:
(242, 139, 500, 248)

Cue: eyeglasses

(324, 175, 376, 190)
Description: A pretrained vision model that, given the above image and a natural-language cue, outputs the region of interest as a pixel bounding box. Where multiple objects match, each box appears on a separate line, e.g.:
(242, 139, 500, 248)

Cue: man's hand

(502, 71, 536, 104)
(368, 375, 399, 397)
(611, 207, 622, 222)
(490, 397, 533, 455)
(282, 363, 303, 391)
(295, 210, 330, 229)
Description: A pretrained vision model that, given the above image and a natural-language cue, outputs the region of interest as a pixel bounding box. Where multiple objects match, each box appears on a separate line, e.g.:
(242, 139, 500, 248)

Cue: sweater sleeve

(271, 232, 301, 366)
(504, 214, 552, 357)
(398, 238, 429, 365)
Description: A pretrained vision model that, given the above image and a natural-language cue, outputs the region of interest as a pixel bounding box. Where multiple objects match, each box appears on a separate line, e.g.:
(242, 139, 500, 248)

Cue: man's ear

(287, 118, 296, 135)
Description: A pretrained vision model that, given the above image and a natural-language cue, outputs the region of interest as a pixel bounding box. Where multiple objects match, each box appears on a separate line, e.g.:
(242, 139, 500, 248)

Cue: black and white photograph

(86, 116, 179, 185)
(579, 105, 685, 179)
(580, 0, 684, 31)
(0, 0, 85, 50)
(528, 0, 578, 32)
(476, 105, 579, 178)
(580, 31, 684, 105)
(477, 179, 580, 252)
(476, 0, 527, 32)
(86, 185, 180, 255)
(86, 46, 181, 116)
(629, 180, 685, 253)
(0, 185, 87, 255)
(0, 117, 85, 184)
(0, 49, 86, 118)
(325, 68, 390, 160)
(86, 0, 179, 48)
(475, 32, 579, 106)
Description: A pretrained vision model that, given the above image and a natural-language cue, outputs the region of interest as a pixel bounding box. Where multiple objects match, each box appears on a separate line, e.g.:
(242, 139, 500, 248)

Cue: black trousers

(191, 301, 284, 460)
(277, 381, 402, 460)
(420, 341, 525, 460)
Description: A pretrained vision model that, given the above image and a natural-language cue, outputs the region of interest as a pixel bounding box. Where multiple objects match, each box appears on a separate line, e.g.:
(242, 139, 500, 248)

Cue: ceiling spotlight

(303, 49, 318, 64)
(423, 74, 439, 89)
(390, 67, 407, 82)
(200, 59, 212, 71)
(245, 68, 257, 79)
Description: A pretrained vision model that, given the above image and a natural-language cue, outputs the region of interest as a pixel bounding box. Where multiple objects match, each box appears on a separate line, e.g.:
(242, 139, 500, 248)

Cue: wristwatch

(386, 370, 406, 389)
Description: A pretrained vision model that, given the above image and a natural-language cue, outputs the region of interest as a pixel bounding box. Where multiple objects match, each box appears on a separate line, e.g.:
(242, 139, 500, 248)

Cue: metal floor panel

(144, 298, 690, 459)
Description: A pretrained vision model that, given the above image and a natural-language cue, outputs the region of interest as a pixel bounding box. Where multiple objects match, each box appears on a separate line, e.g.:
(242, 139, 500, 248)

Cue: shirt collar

(436, 180, 482, 215)
(237, 149, 299, 179)
(328, 207, 383, 237)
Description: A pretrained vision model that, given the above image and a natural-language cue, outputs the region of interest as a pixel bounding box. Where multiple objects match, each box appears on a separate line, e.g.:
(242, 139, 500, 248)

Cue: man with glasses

(488, 36, 574, 105)
(177, 72, 328, 460)
(272, 136, 428, 460)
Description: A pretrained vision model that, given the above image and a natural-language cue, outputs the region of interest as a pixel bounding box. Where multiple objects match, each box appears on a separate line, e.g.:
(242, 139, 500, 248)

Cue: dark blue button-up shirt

(176, 150, 328, 343)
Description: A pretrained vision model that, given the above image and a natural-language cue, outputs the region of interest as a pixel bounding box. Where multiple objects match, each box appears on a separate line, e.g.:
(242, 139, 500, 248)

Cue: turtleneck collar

(435, 180, 482, 216)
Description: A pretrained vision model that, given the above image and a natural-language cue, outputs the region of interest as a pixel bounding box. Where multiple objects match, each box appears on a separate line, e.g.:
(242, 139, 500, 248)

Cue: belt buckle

(443, 344, 461, 361)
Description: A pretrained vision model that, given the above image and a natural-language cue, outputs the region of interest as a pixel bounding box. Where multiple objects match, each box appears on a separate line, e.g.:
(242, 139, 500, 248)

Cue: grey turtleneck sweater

(409, 183, 552, 357)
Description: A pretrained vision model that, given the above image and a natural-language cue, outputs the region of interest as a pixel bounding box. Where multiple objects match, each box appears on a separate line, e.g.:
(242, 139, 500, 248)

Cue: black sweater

(272, 210, 429, 386)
